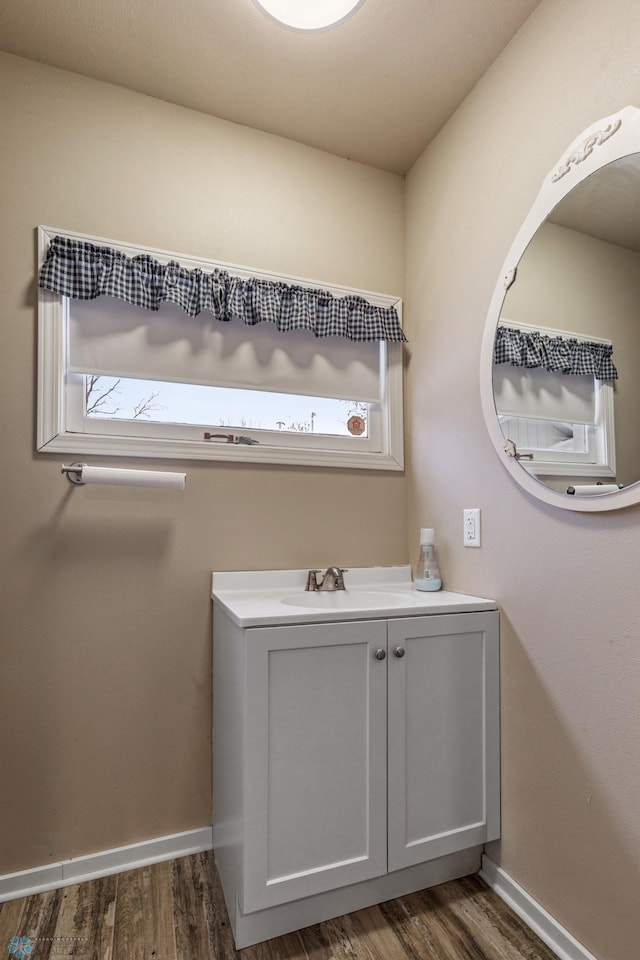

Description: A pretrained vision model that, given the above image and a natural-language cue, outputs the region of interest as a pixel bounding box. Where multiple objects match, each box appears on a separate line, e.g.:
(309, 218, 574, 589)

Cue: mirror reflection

(493, 155, 640, 497)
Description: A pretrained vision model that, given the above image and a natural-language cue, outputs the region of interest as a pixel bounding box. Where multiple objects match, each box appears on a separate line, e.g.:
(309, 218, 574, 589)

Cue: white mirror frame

(481, 105, 640, 512)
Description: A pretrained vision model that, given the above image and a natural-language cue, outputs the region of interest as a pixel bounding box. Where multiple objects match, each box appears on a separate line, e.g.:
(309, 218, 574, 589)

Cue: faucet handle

(305, 570, 322, 591)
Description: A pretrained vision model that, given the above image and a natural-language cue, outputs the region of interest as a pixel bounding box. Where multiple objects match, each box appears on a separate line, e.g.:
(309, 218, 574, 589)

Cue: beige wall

(0, 52, 406, 873)
(406, 1, 640, 958)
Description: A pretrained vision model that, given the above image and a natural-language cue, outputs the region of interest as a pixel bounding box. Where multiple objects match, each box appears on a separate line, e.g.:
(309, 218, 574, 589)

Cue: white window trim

(37, 226, 404, 471)
(495, 319, 616, 479)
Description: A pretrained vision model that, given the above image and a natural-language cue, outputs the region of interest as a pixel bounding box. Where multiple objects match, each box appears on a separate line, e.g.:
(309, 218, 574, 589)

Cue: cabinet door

(243, 619, 388, 912)
(387, 611, 500, 872)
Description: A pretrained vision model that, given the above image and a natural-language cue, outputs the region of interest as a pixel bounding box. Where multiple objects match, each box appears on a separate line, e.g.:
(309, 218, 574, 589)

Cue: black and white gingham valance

(494, 326, 618, 380)
(38, 236, 407, 343)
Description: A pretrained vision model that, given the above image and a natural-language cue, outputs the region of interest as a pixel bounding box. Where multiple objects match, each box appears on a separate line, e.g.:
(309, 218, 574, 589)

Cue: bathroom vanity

(211, 566, 499, 948)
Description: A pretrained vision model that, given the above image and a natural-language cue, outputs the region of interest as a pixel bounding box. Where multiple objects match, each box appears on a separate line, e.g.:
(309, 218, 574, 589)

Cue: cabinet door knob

(394, 646, 405, 658)
(374, 648, 386, 661)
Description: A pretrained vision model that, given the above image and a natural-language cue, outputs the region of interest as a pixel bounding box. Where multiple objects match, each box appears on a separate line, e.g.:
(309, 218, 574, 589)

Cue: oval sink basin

(281, 590, 409, 610)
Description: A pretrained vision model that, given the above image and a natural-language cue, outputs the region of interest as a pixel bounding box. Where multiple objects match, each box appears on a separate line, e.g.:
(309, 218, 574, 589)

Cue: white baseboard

(0, 826, 213, 903)
(480, 855, 599, 960)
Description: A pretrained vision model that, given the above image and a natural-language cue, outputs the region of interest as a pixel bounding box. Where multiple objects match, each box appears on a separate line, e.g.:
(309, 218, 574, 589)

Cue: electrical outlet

(463, 508, 481, 547)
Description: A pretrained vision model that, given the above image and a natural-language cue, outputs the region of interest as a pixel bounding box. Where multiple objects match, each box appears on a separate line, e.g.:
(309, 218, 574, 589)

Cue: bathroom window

(37, 227, 404, 470)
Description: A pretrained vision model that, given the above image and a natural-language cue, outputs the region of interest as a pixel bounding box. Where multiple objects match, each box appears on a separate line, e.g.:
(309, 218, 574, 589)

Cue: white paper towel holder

(566, 483, 623, 496)
(60, 462, 186, 489)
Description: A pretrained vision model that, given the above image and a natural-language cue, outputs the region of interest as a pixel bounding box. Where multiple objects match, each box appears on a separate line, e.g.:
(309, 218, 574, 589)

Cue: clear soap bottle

(415, 528, 442, 591)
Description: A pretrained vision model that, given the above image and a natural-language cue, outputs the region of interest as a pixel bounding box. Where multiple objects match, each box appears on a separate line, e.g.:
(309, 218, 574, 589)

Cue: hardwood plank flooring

(0, 852, 560, 960)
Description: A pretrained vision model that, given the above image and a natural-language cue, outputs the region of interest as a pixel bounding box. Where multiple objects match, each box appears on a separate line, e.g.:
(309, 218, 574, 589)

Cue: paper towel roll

(567, 483, 619, 497)
(70, 464, 186, 489)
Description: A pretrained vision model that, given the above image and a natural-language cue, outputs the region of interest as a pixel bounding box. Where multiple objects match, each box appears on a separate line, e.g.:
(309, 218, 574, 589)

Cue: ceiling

(549, 155, 640, 253)
(0, 0, 542, 175)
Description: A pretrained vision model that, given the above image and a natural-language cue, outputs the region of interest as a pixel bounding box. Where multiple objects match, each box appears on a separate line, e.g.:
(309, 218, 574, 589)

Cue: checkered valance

(38, 235, 407, 343)
(494, 326, 617, 380)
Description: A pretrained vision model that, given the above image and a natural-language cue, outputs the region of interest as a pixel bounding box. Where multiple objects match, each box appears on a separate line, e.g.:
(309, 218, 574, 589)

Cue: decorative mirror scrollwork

(551, 118, 622, 182)
(481, 106, 640, 511)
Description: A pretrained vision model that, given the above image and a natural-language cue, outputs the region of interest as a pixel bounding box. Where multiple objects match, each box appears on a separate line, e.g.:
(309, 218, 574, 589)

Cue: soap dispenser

(415, 528, 442, 591)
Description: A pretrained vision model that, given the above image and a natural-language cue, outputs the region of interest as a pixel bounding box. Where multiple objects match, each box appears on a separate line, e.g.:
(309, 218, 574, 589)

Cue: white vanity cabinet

(212, 569, 499, 949)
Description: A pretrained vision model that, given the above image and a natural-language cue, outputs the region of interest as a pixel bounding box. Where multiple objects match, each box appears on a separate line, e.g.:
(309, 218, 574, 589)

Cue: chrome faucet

(305, 566, 348, 592)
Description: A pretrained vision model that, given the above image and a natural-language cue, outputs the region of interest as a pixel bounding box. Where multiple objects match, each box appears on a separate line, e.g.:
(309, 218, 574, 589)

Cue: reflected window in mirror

(493, 320, 616, 485)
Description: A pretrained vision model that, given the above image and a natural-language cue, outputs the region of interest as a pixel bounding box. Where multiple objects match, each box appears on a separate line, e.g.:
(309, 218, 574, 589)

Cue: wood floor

(0, 852, 559, 960)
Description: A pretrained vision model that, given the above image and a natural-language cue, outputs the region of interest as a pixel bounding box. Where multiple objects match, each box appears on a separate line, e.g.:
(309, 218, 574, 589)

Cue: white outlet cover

(463, 508, 481, 547)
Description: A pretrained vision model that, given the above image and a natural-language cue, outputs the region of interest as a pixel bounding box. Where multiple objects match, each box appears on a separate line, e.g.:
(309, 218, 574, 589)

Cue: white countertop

(211, 566, 498, 627)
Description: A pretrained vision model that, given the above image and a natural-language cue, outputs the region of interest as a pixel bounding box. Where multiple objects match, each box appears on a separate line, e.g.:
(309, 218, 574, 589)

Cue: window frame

(37, 226, 404, 471)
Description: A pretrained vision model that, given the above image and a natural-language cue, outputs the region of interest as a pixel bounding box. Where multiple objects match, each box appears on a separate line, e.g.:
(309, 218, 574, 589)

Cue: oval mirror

(481, 105, 640, 511)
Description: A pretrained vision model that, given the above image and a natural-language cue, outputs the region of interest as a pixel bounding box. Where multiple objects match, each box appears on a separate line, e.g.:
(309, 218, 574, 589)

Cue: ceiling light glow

(253, 0, 366, 31)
